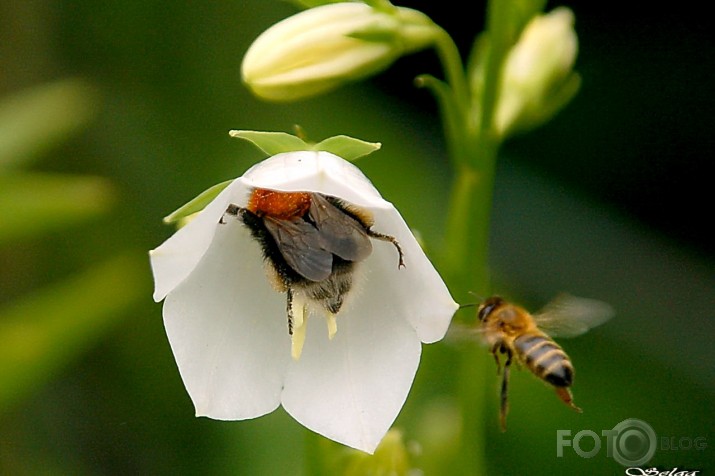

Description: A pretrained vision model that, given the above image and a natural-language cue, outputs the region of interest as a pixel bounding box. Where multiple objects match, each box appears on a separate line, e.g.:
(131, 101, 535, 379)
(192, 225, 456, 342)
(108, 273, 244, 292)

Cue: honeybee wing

(263, 216, 333, 282)
(533, 294, 614, 338)
(307, 193, 372, 262)
(443, 321, 486, 346)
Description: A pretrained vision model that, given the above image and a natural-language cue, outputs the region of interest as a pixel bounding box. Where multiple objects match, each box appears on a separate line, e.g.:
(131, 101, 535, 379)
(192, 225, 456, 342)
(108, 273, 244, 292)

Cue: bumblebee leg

(365, 229, 405, 268)
(500, 351, 513, 432)
(219, 204, 243, 224)
(555, 387, 582, 413)
(286, 287, 294, 336)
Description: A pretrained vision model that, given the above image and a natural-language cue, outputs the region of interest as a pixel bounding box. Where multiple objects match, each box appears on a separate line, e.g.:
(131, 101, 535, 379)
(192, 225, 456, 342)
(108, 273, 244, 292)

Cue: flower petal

(163, 218, 292, 419)
(149, 179, 250, 302)
(281, 275, 422, 453)
(369, 207, 458, 343)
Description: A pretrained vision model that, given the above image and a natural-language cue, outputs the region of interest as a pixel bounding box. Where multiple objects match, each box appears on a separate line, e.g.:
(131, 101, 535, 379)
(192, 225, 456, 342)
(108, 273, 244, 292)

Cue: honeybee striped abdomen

(514, 332, 574, 388)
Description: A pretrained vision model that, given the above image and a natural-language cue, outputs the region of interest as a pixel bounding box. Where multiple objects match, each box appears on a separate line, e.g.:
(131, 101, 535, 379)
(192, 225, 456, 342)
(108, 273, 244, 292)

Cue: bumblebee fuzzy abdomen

(237, 208, 307, 287)
(238, 207, 358, 313)
(514, 333, 574, 388)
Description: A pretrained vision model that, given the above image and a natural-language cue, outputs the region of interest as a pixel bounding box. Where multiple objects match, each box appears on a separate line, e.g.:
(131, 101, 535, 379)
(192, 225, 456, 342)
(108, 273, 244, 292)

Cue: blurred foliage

(0, 79, 98, 169)
(0, 254, 146, 411)
(0, 79, 148, 457)
(0, 172, 113, 244)
(0, 1, 712, 475)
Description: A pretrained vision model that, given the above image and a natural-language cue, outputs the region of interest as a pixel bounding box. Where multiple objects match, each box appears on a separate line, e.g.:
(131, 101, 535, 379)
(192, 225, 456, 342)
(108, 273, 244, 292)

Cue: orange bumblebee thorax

(247, 189, 312, 220)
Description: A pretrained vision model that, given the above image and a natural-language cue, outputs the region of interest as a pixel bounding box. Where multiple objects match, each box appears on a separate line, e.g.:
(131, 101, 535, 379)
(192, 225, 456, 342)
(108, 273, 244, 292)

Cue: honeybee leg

(500, 351, 513, 432)
(365, 229, 405, 268)
(555, 387, 582, 413)
(490, 343, 502, 374)
(219, 204, 243, 224)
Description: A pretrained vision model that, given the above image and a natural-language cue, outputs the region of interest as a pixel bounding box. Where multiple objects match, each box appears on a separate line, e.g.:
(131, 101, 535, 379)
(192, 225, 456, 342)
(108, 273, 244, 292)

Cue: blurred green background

(1, 1, 712, 474)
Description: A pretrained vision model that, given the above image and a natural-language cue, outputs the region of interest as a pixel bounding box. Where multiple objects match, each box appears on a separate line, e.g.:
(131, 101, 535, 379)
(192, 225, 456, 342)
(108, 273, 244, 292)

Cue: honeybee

(221, 188, 404, 339)
(477, 295, 612, 431)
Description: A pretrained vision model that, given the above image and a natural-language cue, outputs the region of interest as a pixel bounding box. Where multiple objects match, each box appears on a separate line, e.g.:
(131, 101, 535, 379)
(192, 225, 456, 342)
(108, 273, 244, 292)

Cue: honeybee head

(478, 296, 505, 322)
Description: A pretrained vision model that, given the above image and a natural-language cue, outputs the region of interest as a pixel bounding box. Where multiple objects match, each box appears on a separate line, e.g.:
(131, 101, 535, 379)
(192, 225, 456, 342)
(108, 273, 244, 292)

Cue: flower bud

(241, 3, 437, 101)
(495, 7, 579, 136)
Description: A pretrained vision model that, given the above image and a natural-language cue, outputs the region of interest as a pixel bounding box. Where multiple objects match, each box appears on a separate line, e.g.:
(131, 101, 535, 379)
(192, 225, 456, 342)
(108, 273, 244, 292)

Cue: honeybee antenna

(459, 291, 485, 309)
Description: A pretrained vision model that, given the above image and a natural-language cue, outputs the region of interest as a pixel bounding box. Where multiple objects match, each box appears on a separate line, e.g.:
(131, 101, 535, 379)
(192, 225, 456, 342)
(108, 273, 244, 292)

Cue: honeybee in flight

(220, 188, 404, 357)
(476, 295, 612, 431)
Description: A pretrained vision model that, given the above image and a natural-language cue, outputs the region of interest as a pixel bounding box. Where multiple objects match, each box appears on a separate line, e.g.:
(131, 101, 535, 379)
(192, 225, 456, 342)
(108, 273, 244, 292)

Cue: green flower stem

(428, 24, 472, 170)
(431, 26, 469, 113)
(441, 151, 496, 475)
(434, 0, 514, 471)
(442, 159, 495, 299)
(477, 0, 512, 153)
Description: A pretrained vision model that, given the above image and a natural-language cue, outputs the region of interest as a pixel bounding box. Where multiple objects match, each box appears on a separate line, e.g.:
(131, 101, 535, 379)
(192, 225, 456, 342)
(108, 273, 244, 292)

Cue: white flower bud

(241, 3, 436, 101)
(495, 7, 579, 136)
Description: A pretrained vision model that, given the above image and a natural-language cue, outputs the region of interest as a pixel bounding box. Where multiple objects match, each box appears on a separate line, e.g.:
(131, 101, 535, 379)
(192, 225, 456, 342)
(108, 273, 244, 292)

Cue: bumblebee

(477, 295, 612, 431)
(221, 188, 404, 357)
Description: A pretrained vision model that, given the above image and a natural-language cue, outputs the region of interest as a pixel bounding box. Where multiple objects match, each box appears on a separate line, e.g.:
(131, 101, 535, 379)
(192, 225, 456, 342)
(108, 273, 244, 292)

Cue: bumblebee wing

(533, 294, 614, 338)
(263, 216, 333, 282)
(308, 193, 372, 262)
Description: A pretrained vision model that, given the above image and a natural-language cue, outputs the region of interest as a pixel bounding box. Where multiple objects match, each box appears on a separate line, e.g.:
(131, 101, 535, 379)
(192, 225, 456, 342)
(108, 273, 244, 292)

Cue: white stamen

(327, 313, 337, 340)
(291, 297, 308, 360)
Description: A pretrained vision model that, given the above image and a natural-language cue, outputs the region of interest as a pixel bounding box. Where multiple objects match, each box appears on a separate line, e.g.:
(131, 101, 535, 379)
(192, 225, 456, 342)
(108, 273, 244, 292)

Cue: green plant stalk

(434, 0, 513, 472)
(441, 152, 496, 475)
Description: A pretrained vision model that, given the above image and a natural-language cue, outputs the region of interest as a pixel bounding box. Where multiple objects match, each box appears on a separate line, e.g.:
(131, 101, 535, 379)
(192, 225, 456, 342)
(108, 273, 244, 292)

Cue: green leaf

(312, 135, 381, 161)
(0, 172, 115, 245)
(162, 179, 233, 224)
(0, 78, 99, 170)
(229, 130, 310, 155)
(0, 253, 149, 413)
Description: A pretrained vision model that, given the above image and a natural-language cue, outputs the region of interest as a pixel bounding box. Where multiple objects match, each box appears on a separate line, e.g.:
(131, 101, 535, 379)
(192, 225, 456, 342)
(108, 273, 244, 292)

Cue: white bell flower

(150, 150, 457, 453)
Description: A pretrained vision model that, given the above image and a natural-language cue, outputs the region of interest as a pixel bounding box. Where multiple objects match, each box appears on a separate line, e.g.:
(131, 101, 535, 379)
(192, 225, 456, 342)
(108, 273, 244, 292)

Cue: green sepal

(288, 0, 346, 8)
(363, 0, 396, 12)
(312, 135, 381, 161)
(162, 179, 232, 224)
(229, 130, 310, 156)
(348, 23, 400, 44)
(503, 72, 581, 139)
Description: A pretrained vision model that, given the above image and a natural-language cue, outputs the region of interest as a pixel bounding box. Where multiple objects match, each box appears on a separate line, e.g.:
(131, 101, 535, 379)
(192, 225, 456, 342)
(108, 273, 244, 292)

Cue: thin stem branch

(431, 26, 470, 111)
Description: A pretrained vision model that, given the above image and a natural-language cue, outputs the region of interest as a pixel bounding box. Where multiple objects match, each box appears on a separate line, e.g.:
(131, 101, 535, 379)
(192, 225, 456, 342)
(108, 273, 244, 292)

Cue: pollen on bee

(247, 188, 312, 219)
